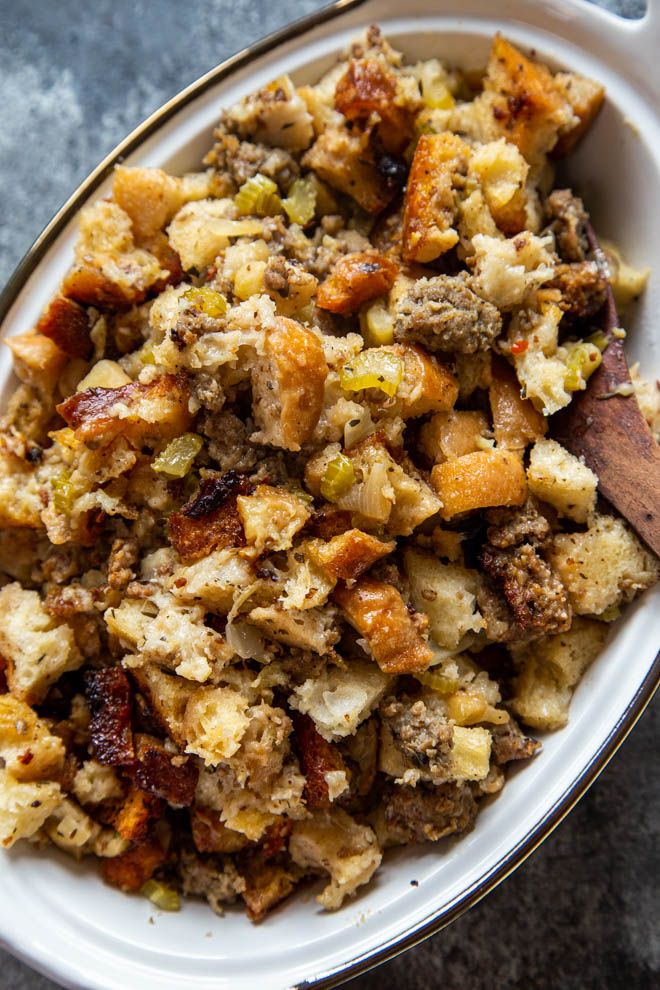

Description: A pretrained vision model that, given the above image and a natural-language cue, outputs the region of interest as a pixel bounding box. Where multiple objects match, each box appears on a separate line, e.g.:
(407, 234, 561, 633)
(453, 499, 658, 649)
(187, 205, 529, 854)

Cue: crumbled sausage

(394, 273, 502, 353)
(379, 781, 478, 845)
(485, 498, 551, 550)
(379, 693, 453, 783)
(480, 542, 572, 634)
(546, 261, 608, 319)
(544, 189, 589, 262)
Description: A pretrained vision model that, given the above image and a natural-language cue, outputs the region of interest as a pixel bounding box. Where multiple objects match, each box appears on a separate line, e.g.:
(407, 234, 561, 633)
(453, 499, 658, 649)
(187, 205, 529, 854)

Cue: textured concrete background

(0, 1, 656, 987)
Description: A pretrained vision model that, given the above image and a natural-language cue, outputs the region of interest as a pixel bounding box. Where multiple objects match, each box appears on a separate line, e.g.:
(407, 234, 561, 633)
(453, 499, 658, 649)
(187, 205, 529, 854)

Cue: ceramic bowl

(0, 2, 658, 988)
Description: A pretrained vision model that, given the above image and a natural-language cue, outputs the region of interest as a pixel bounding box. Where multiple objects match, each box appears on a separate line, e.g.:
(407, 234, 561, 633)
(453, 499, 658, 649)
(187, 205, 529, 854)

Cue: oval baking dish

(0, 2, 658, 989)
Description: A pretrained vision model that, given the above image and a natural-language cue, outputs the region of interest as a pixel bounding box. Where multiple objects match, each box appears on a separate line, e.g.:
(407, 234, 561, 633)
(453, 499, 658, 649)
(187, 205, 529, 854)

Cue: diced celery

(320, 454, 355, 503)
(52, 470, 73, 514)
(182, 286, 227, 318)
(564, 341, 603, 392)
(234, 174, 283, 217)
(340, 350, 403, 398)
(141, 879, 181, 912)
(152, 433, 204, 478)
(282, 176, 316, 225)
(362, 302, 395, 347)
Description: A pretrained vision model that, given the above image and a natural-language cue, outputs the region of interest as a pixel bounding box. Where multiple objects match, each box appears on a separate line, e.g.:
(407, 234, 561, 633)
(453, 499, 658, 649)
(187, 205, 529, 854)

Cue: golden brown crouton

(112, 166, 186, 241)
(236, 484, 311, 553)
(401, 133, 470, 263)
(57, 373, 192, 446)
(484, 37, 570, 161)
(168, 472, 252, 563)
(419, 409, 490, 463)
(239, 850, 298, 922)
(552, 72, 605, 158)
(35, 296, 93, 359)
(113, 785, 164, 844)
(489, 358, 547, 451)
(431, 449, 528, 520)
(293, 712, 347, 810)
(302, 127, 394, 214)
(6, 332, 68, 394)
(316, 251, 398, 315)
(334, 577, 434, 674)
(190, 807, 251, 854)
(308, 529, 395, 581)
(102, 833, 167, 893)
(251, 317, 328, 451)
(133, 734, 199, 807)
(334, 57, 415, 154)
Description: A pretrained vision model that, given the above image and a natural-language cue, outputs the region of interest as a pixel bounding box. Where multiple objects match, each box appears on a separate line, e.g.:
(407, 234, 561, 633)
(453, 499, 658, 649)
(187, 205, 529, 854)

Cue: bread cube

(0, 583, 82, 705)
(404, 549, 485, 651)
(402, 133, 470, 263)
(289, 658, 388, 742)
(302, 127, 393, 214)
(527, 438, 597, 522)
(419, 409, 489, 463)
(431, 449, 527, 520)
(317, 251, 398, 315)
(183, 686, 250, 765)
(449, 726, 492, 781)
(0, 695, 65, 783)
(0, 768, 62, 848)
(549, 514, 659, 615)
(489, 358, 547, 451)
(237, 483, 311, 553)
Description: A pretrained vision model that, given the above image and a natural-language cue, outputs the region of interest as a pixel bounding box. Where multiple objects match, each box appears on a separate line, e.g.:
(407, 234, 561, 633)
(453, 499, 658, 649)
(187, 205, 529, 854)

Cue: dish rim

(0, 1, 658, 988)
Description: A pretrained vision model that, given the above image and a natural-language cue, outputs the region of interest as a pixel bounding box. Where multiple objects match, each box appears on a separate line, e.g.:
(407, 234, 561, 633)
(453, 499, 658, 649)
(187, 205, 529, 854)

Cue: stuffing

(549, 514, 659, 616)
(489, 358, 547, 451)
(169, 548, 255, 612)
(0, 23, 655, 922)
(334, 577, 434, 674)
(404, 549, 485, 651)
(509, 618, 608, 730)
(431, 449, 528, 520)
(228, 75, 314, 152)
(393, 272, 503, 354)
(0, 769, 63, 848)
(419, 409, 490, 464)
(527, 438, 598, 522)
(471, 231, 555, 311)
(61, 200, 166, 308)
(0, 694, 65, 782)
(289, 808, 381, 909)
(106, 593, 234, 682)
(317, 251, 398, 315)
(248, 603, 340, 655)
(402, 133, 470, 263)
(250, 317, 328, 451)
(0, 583, 82, 704)
(237, 484, 311, 553)
(289, 659, 388, 742)
(302, 127, 394, 214)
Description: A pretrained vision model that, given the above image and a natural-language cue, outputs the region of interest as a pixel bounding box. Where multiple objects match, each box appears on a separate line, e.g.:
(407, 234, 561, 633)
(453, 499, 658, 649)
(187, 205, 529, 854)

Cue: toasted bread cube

(302, 127, 394, 214)
(251, 317, 328, 451)
(289, 659, 388, 742)
(5, 332, 67, 394)
(449, 726, 492, 781)
(72, 761, 123, 806)
(248, 604, 340, 655)
(402, 132, 470, 263)
(489, 358, 547, 451)
(183, 686, 250, 765)
(229, 74, 314, 152)
(102, 834, 167, 893)
(0, 583, 82, 705)
(468, 138, 529, 235)
(0, 445, 44, 529)
(35, 296, 92, 359)
(404, 549, 485, 650)
(128, 663, 195, 748)
(334, 57, 415, 154)
(289, 808, 381, 910)
(317, 251, 398, 315)
(169, 548, 255, 612)
(510, 617, 608, 730)
(431, 449, 527, 520)
(0, 695, 66, 783)
(419, 409, 490, 463)
(334, 577, 434, 674)
(383, 343, 458, 418)
(552, 72, 605, 158)
(483, 36, 575, 166)
(308, 529, 395, 582)
(167, 198, 261, 271)
(527, 439, 597, 522)
(57, 373, 192, 446)
(113, 786, 163, 843)
(549, 514, 659, 615)
(113, 166, 187, 241)
(237, 484, 311, 553)
(0, 769, 62, 848)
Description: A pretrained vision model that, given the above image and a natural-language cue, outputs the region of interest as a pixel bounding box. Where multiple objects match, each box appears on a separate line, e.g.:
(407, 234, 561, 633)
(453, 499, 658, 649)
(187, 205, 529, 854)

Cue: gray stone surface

(0, 0, 656, 988)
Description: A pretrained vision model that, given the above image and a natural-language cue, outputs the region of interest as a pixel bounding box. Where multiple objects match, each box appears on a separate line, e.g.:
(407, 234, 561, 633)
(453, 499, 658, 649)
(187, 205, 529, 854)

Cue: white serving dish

(0, 2, 658, 988)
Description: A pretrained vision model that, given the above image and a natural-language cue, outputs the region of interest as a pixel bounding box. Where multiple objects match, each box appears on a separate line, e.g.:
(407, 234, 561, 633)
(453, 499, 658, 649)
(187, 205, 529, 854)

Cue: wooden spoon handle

(552, 231, 660, 556)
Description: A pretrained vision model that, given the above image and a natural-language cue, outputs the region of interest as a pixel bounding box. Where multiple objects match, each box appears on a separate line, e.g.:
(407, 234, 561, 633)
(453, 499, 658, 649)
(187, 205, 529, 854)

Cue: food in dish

(0, 27, 657, 921)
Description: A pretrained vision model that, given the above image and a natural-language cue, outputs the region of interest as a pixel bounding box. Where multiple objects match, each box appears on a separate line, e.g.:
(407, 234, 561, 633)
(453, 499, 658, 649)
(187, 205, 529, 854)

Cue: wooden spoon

(552, 225, 660, 556)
